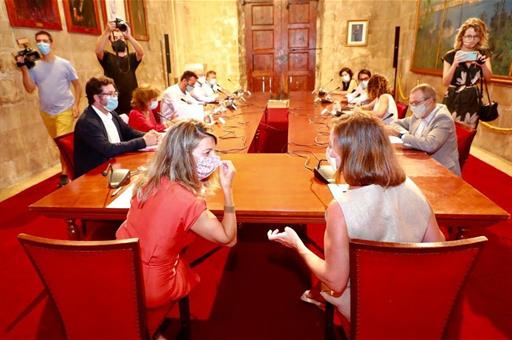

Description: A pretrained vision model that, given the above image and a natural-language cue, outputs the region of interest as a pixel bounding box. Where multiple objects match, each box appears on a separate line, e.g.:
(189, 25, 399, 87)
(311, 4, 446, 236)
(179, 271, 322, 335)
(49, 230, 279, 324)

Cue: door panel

(245, 0, 317, 95)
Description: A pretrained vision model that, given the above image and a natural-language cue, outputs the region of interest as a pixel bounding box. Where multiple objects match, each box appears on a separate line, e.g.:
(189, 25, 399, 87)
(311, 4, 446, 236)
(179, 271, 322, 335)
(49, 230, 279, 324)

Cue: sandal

(300, 290, 325, 310)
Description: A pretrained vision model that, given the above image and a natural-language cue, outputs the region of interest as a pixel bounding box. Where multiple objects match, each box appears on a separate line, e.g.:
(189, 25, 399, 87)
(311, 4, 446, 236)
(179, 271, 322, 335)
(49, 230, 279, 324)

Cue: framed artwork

(125, 0, 149, 41)
(346, 20, 368, 46)
(5, 0, 62, 30)
(62, 0, 101, 35)
(100, 0, 127, 26)
(412, 0, 512, 84)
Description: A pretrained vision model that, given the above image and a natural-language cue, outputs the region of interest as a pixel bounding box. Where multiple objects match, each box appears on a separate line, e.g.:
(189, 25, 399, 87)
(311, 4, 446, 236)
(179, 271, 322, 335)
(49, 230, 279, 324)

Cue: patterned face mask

(196, 154, 221, 180)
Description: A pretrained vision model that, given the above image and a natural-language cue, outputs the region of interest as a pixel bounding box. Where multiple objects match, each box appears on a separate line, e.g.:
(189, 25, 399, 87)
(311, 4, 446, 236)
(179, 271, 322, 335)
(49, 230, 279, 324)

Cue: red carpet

(1, 155, 511, 339)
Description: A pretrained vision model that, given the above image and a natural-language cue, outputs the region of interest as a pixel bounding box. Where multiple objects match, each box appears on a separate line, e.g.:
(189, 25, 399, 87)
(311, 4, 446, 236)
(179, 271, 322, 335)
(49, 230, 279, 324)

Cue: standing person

(442, 17, 492, 128)
(356, 74, 398, 124)
(128, 85, 165, 132)
(116, 120, 237, 310)
(74, 77, 159, 178)
(268, 113, 445, 320)
(95, 20, 144, 114)
(16, 30, 82, 185)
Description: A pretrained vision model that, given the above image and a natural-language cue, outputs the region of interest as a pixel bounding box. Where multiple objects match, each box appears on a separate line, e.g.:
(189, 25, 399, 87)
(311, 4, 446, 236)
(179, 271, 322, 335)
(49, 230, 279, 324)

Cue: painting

(5, 0, 62, 30)
(125, 0, 149, 41)
(346, 20, 368, 46)
(100, 0, 127, 26)
(62, 0, 101, 35)
(412, 0, 512, 84)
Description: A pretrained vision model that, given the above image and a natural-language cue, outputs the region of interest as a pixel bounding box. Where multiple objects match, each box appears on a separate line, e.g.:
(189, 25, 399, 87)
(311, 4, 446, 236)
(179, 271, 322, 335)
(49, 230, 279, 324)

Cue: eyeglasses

(409, 97, 430, 107)
(463, 35, 480, 40)
(100, 91, 118, 97)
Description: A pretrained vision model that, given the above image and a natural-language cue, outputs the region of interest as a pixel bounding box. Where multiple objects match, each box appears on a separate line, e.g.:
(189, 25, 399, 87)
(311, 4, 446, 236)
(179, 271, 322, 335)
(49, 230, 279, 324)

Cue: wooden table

(30, 92, 509, 239)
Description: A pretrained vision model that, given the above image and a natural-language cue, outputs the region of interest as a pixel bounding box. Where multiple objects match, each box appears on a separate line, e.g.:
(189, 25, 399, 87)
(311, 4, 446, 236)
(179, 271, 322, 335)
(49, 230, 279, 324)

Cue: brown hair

(206, 70, 217, 78)
(135, 120, 218, 204)
(85, 76, 116, 105)
(367, 74, 390, 101)
(331, 112, 405, 187)
(454, 17, 489, 50)
(35, 30, 53, 42)
(131, 85, 160, 112)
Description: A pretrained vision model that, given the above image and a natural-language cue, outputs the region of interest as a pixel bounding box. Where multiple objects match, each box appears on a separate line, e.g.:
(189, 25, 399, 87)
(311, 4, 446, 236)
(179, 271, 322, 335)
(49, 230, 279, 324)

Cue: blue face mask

(104, 96, 118, 112)
(149, 100, 158, 110)
(36, 42, 51, 55)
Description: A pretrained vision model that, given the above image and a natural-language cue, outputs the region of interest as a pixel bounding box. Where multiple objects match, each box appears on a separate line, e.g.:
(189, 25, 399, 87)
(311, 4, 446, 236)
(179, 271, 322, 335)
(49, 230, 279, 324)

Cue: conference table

(30, 92, 509, 240)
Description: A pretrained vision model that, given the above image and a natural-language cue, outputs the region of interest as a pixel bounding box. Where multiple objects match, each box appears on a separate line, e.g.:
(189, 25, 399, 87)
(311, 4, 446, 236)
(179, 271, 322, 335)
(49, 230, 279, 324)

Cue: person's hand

(384, 126, 400, 137)
(72, 105, 80, 119)
(453, 50, 467, 65)
(476, 53, 487, 66)
(106, 21, 116, 33)
(122, 24, 132, 39)
(267, 226, 303, 250)
(15, 55, 27, 69)
(219, 160, 236, 191)
(143, 130, 159, 146)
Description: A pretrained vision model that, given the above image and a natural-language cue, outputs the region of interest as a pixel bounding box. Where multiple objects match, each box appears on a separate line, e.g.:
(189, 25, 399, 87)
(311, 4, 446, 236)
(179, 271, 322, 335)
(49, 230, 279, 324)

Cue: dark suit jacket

(74, 105, 146, 177)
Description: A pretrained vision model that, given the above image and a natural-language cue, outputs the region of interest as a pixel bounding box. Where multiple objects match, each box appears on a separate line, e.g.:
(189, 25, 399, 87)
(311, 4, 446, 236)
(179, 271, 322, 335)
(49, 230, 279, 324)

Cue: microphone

(102, 163, 112, 177)
(313, 78, 334, 94)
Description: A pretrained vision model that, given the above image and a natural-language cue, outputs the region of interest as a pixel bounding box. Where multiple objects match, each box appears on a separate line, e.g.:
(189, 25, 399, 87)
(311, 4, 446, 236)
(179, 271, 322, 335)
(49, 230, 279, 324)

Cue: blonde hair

(331, 112, 405, 187)
(454, 17, 489, 50)
(367, 74, 390, 101)
(410, 83, 437, 101)
(135, 120, 217, 204)
(131, 85, 160, 111)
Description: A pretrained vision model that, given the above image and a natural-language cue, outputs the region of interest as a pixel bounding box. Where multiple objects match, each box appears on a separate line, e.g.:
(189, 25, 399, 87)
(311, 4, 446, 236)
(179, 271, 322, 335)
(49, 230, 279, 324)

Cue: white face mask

(149, 100, 158, 110)
(360, 80, 369, 89)
(342, 75, 351, 83)
(411, 103, 428, 119)
(326, 148, 338, 170)
(208, 78, 217, 86)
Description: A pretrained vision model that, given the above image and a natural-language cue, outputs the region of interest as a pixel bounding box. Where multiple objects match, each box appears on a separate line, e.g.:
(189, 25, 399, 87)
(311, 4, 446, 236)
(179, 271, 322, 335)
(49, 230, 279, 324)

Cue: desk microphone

(313, 78, 334, 94)
(102, 163, 112, 176)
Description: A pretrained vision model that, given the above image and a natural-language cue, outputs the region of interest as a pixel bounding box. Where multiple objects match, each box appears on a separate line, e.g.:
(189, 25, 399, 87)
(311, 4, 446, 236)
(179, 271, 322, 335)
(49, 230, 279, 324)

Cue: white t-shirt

(91, 105, 121, 143)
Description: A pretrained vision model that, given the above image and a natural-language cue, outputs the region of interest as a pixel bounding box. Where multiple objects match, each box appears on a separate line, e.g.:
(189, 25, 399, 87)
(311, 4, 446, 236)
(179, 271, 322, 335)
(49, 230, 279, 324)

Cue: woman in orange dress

(116, 120, 237, 308)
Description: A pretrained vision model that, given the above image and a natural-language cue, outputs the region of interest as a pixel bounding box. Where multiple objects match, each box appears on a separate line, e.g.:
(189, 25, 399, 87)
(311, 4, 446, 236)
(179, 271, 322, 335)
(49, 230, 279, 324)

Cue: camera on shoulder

(114, 18, 128, 32)
(14, 38, 40, 69)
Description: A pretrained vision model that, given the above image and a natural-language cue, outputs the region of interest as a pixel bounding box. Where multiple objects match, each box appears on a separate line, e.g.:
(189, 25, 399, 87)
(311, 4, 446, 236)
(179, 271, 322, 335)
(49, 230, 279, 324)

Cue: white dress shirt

(414, 106, 438, 137)
(92, 104, 121, 143)
(191, 76, 218, 103)
(161, 84, 205, 121)
(347, 83, 368, 105)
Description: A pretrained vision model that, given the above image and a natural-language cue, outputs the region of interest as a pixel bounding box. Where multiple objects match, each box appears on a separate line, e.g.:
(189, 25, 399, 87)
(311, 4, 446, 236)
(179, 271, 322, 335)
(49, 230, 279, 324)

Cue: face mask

(342, 75, 351, 83)
(36, 42, 51, 55)
(104, 96, 118, 112)
(186, 84, 195, 93)
(411, 103, 428, 119)
(360, 80, 369, 89)
(208, 78, 217, 86)
(111, 40, 127, 53)
(149, 100, 158, 110)
(326, 148, 338, 170)
(196, 154, 221, 180)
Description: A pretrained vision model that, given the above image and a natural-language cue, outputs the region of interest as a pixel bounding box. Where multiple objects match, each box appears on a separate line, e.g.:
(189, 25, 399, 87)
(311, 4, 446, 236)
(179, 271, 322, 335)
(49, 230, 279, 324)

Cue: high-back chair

(396, 102, 409, 119)
(455, 121, 477, 170)
(54, 132, 75, 180)
(325, 236, 487, 340)
(18, 234, 189, 339)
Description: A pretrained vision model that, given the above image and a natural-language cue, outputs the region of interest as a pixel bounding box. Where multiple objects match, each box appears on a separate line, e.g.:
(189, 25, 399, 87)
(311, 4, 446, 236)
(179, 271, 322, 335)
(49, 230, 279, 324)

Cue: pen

(111, 187, 123, 197)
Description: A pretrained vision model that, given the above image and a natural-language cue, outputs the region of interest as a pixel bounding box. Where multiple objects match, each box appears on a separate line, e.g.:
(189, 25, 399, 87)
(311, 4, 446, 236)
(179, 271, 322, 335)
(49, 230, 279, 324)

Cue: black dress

(442, 49, 485, 128)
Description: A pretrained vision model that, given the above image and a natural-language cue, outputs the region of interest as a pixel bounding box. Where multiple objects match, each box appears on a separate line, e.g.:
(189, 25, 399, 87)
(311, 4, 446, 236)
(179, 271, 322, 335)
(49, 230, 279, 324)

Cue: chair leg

(178, 296, 191, 340)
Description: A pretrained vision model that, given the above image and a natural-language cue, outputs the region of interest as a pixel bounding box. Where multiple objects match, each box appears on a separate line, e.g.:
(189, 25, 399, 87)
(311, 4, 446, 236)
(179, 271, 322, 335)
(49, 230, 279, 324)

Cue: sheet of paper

(328, 183, 349, 198)
(107, 183, 135, 208)
(389, 136, 403, 144)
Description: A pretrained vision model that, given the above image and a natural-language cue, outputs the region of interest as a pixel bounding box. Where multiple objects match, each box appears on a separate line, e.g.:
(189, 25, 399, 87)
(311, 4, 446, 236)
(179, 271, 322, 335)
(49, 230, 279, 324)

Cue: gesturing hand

(267, 226, 303, 250)
(219, 160, 236, 191)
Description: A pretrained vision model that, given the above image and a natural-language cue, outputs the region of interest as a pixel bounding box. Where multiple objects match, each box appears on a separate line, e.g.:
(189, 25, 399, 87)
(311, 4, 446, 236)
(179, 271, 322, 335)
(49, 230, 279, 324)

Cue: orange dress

(116, 178, 206, 308)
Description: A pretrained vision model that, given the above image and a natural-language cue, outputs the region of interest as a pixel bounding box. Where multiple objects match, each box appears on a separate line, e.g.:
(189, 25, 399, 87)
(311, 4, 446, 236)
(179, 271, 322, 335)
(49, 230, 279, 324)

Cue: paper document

(107, 183, 135, 208)
(389, 136, 403, 144)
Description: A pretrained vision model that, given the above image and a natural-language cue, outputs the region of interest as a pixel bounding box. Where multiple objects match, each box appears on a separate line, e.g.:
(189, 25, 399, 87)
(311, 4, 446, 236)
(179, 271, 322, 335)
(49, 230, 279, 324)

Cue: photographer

(16, 30, 82, 186)
(95, 20, 144, 114)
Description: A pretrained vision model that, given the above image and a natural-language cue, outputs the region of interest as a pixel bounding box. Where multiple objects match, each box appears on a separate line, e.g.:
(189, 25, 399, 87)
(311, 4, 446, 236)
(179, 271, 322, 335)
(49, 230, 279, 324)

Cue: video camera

(114, 18, 128, 32)
(15, 38, 40, 69)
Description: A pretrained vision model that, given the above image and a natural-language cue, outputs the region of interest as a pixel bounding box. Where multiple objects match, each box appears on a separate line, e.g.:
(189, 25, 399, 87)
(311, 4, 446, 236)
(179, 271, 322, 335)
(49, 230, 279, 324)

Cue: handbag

(478, 78, 499, 122)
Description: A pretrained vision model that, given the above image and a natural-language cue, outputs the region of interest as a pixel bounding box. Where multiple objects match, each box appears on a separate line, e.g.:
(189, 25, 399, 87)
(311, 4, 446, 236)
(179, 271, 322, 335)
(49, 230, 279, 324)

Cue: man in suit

(74, 76, 159, 177)
(387, 83, 461, 176)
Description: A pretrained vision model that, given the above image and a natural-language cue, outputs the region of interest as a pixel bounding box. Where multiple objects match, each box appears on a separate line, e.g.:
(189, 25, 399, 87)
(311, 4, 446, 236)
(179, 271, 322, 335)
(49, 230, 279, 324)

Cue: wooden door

(244, 0, 317, 95)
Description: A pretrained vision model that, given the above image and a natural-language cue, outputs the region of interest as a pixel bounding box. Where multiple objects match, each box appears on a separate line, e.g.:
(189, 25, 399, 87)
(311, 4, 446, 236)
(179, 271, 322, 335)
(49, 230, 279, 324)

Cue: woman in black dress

(442, 17, 492, 128)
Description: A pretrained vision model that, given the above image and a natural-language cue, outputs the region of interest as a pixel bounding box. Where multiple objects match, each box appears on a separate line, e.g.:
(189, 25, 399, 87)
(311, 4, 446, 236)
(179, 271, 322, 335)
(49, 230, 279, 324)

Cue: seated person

(346, 69, 371, 105)
(337, 67, 357, 95)
(161, 71, 204, 120)
(388, 83, 461, 176)
(74, 76, 159, 177)
(128, 85, 165, 132)
(116, 120, 237, 309)
(190, 69, 219, 103)
(268, 112, 445, 321)
(356, 74, 397, 124)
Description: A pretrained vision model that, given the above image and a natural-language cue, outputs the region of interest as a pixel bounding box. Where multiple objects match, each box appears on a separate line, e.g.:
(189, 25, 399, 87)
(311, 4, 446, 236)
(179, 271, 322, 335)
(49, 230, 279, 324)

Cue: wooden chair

(17, 233, 190, 340)
(455, 121, 477, 170)
(325, 236, 487, 340)
(396, 102, 409, 119)
(53, 132, 75, 180)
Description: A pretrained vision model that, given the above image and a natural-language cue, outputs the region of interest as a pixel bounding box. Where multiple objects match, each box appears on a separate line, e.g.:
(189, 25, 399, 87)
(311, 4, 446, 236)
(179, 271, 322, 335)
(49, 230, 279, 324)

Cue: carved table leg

(66, 219, 81, 240)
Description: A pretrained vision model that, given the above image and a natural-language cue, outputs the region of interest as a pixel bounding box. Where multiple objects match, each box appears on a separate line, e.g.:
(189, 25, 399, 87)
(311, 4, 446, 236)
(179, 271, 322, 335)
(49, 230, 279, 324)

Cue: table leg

(66, 219, 81, 240)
